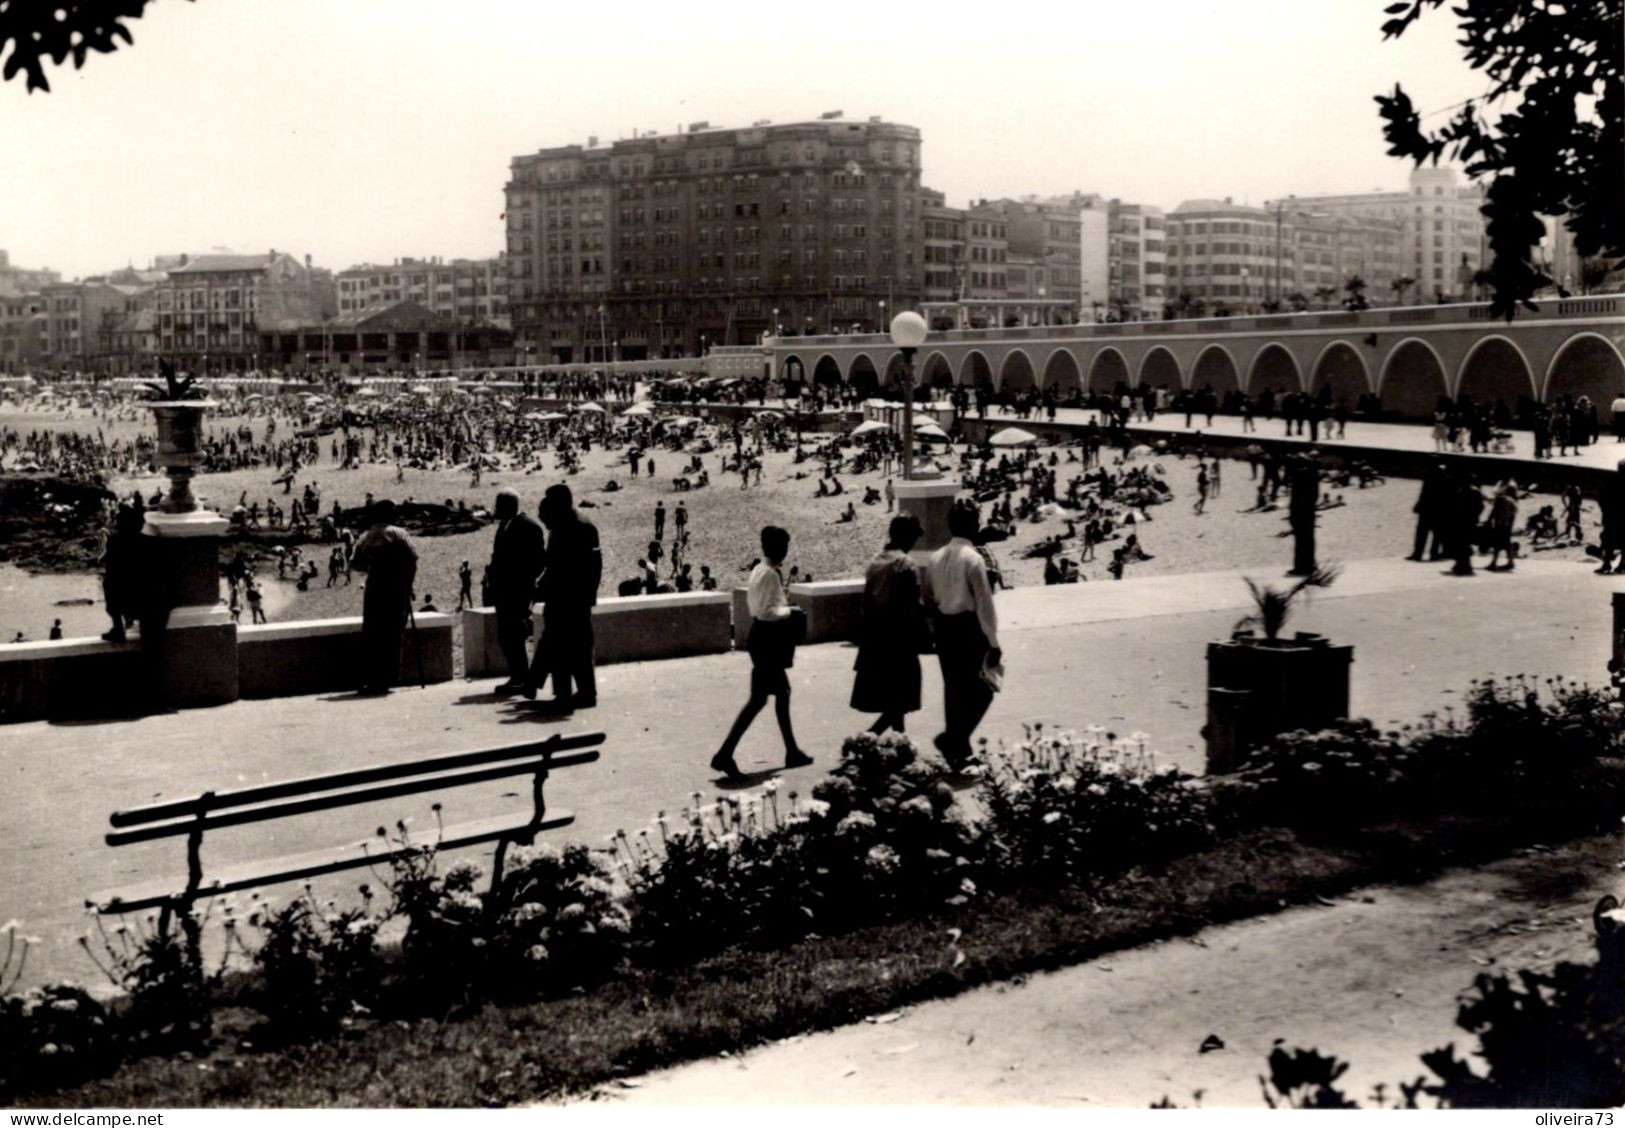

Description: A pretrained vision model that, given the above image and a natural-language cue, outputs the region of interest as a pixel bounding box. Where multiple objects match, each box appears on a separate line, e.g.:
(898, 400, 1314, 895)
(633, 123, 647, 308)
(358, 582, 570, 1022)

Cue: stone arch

(921, 351, 955, 389)
(812, 353, 843, 386)
(1090, 347, 1131, 393)
(1192, 344, 1241, 396)
(961, 350, 993, 388)
(1042, 348, 1083, 393)
(849, 352, 880, 397)
(1377, 337, 1449, 418)
(999, 349, 1036, 391)
(780, 354, 805, 382)
(1136, 347, 1179, 392)
(1455, 334, 1535, 407)
(1309, 341, 1371, 406)
(1543, 332, 1625, 413)
(1245, 342, 1299, 396)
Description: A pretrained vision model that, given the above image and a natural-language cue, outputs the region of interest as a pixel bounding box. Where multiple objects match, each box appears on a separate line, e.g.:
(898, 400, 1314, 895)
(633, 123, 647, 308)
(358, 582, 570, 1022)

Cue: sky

(0, 0, 1494, 280)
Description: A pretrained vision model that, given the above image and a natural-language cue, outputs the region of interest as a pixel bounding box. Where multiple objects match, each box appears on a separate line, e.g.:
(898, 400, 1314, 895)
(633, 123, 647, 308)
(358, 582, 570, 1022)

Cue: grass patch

(27, 789, 1621, 1109)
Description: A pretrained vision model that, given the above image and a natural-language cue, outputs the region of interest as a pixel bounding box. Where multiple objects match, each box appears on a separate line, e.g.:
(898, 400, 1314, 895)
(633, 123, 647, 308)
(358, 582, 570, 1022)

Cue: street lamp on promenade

(890, 310, 927, 481)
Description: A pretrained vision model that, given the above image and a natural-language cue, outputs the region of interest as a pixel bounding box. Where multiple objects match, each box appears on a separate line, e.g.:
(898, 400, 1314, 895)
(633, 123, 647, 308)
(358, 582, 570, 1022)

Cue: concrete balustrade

(0, 636, 144, 723)
(238, 612, 454, 698)
(461, 591, 733, 679)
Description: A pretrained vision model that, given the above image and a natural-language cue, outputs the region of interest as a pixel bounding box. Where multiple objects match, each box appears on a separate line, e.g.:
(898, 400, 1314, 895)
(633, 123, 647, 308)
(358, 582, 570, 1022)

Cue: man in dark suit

(525, 484, 602, 711)
(349, 499, 417, 695)
(488, 489, 547, 693)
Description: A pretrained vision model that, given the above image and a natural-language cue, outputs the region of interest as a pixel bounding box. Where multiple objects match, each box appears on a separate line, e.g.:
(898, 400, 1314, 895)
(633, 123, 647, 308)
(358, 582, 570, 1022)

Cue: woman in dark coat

(851, 514, 927, 734)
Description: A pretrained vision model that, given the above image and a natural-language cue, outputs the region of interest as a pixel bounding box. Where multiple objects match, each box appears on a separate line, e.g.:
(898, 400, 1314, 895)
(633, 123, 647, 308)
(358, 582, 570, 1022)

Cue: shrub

(0, 982, 117, 1097)
(979, 726, 1214, 886)
(486, 842, 630, 997)
(624, 732, 980, 963)
(241, 890, 385, 1036)
(1229, 719, 1416, 825)
(79, 909, 216, 1052)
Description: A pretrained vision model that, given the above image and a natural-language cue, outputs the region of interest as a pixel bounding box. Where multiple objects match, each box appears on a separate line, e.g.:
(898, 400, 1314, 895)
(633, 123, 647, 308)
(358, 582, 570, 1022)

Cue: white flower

(1, 919, 20, 933)
(526, 944, 550, 962)
(836, 812, 876, 835)
(558, 902, 587, 922)
(40, 1043, 59, 1056)
(1042, 812, 1063, 825)
(803, 798, 831, 818)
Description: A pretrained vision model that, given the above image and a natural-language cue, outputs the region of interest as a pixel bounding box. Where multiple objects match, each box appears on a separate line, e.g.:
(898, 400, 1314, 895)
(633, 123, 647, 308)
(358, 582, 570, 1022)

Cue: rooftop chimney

(304, 254, 312, 270)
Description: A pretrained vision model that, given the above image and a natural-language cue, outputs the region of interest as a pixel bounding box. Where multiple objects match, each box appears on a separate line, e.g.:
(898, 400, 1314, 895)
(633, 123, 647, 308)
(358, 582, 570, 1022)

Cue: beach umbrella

(851, 420, 889, 437)
(577, 401, 606, 413)
(756, 409, 784, 421)
(409, 383, 433, 394)
(915, 422, 950, 440)
(989, 427, 1039, 447)
(621, 402, 653, 416)
(1125, 444, 1155, 460)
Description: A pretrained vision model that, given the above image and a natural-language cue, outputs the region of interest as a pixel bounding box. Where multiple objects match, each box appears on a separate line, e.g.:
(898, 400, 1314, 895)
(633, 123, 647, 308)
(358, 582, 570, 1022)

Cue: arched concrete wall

(921, 351, 955, 388)
(1192, 344, 1242, 396)
(961, 350, 993, 387)
(1310, 341, 1372, 404)
(1378, 338, 1450, 418)
(1091, 347, 1133, 393)
(813, 354, 843, 385)
(1543, 332, 1625, 411)
(1137, 346, 1179, 391)
(999, 349, 1037, 391)
(1246, 343, 1300, 396)
(1042, 348, 1084, 392)
(1455, 334, 1536, 405)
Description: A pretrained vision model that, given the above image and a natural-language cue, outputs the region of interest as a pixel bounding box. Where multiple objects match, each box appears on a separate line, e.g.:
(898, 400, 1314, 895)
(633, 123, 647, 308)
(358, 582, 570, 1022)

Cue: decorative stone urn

(149, 399, 217, 513)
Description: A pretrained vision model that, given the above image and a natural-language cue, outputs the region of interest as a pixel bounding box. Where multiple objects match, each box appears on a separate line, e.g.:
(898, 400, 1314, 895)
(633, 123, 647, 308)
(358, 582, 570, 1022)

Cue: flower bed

(7, 675, 1625, 1104)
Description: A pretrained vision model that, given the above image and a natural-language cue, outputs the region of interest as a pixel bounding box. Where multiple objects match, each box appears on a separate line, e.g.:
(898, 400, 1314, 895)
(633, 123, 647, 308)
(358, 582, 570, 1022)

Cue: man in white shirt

(922, 501, 1001, 769)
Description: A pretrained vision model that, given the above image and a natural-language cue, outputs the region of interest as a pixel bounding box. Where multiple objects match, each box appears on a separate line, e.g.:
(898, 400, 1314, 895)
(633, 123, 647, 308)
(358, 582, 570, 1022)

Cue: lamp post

(1240, 267, 1249, 314)
(878, 298, 886, 335)
(890, 310, 928, 481)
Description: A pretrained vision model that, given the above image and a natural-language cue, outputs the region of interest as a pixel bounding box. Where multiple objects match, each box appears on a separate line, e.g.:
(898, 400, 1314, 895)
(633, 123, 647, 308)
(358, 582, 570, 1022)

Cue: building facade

(921, 189, 965, 306)
(154, 252, 334, 371)
(0, 292, 45, 374)
(37, 281, 143, 374)
(1272, 166, 1488, 304)
(506, 114, 926, 362)
(962, 204, 1009, 300)
(335, 255, 510, 328)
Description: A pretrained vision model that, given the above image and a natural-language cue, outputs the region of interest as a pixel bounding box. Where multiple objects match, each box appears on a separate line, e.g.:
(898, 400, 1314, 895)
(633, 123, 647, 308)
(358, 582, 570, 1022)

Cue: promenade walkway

(4, 554, 1612, 993)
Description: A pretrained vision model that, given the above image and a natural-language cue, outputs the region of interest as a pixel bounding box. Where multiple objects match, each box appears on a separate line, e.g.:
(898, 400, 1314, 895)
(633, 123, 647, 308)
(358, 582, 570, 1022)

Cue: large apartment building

(336, 255, 510, 327)
(505, 114, 926, 362)
(0, 250, 60, 297)
(1271, 166, 1487, 303)
(153, 251, 335, 370)
(1165, 198, 1404, 311)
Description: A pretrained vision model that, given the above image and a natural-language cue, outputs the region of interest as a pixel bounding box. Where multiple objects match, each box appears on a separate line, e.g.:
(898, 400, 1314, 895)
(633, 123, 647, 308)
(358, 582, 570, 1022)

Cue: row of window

(524, 145, 918, 187)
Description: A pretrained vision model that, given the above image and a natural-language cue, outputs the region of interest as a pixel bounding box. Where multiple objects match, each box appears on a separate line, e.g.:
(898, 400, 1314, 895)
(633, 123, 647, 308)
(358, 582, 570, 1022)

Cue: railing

(760, 295, 1623, 351)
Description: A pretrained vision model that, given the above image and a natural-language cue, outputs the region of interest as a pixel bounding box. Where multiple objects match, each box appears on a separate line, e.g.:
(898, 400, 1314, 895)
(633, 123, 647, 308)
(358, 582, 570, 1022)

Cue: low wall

(462, 592, 732, 679)
(238, 613, 454, 697)
(788, 579, 864, 645)
(0, 636, 144, 723)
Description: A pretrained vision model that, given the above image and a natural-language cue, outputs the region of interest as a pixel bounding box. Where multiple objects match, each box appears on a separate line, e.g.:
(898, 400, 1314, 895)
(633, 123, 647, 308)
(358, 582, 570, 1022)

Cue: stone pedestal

(895, 477, 961, 557)
(142, 510, 238, 708)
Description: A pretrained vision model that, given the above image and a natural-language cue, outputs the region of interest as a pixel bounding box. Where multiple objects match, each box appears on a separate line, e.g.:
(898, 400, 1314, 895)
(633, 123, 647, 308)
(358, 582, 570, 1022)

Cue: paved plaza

(3, 552, 1612, 991)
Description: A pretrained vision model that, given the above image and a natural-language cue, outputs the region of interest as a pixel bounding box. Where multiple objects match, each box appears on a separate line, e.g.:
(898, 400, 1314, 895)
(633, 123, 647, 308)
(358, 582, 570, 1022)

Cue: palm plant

(1343, 275, 1369, 311)
(1312, 285, 1336, 310)
(1389, 274, 1415, 306)
(1286, 291, 1311, 312)
(1234, 564, 1341, 642)
(141, 359, 201, 401)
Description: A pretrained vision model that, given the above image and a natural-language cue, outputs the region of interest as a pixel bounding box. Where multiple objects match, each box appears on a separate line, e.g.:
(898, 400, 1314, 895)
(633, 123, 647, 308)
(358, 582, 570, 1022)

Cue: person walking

(884, 477, 896, 512)
(487, 489, 547, 694)
(922, 502, 1001, 771)
(711, 525, 813, 779)
(524, 484, 601, 711)
(674, 499, 687, 540)
(850, 515, 928, 735)
(654, 499, 666, 542)
(457, 560, 474, 610)
(349, 499, 418, 695)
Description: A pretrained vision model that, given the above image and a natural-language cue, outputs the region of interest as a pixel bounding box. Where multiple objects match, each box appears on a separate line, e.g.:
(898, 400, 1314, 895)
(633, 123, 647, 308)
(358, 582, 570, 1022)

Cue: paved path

(3, 555, 1612, 990)
(596, 834, 1621, 1107)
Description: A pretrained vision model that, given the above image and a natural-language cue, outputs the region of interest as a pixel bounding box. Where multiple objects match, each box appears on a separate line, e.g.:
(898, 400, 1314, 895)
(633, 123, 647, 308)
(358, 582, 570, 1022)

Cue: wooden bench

(94, 732, 604, 945)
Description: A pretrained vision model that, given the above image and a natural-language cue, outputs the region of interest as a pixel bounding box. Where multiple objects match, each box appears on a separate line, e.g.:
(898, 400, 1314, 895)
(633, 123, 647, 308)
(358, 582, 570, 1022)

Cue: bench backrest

(105, 731, 605, 847)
